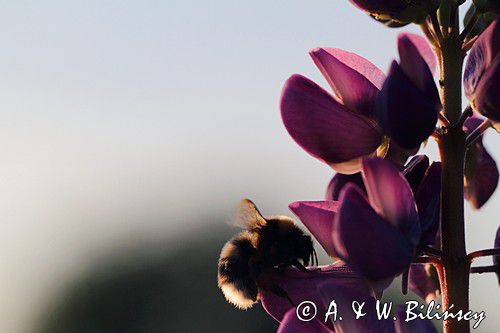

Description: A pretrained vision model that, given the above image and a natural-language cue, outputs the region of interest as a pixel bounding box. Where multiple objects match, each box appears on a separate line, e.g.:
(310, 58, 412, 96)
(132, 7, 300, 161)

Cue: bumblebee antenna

(292, 259, 320, 273)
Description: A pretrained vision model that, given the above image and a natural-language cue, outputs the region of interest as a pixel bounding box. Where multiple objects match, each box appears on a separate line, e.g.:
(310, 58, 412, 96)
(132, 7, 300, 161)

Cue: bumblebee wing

(234, 198, 267, 229)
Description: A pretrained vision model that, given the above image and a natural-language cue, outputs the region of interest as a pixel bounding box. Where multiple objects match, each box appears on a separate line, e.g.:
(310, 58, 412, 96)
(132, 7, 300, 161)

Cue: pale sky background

(0, 1, 498, 332)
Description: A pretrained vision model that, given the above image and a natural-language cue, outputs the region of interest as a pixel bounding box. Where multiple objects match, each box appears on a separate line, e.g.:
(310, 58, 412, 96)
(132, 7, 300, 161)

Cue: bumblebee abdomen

(217, 234, 259, 309)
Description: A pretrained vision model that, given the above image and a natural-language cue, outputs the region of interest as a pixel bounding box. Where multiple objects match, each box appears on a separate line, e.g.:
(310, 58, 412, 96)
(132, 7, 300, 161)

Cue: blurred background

(0, 1, 497, 332)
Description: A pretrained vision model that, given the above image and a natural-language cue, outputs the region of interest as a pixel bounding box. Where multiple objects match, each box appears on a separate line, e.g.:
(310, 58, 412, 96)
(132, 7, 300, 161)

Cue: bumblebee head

(289, 230, 315, 266)
(265, 217, 315, 267)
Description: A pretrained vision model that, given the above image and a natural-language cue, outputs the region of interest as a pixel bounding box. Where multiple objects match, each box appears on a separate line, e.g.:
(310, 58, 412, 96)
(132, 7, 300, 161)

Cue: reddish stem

(470, 264, 500, 274)
(468, 248, 500, 262)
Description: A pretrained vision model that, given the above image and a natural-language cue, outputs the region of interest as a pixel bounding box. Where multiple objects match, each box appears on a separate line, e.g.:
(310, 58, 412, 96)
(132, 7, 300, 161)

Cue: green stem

(438, 23, 471, 333)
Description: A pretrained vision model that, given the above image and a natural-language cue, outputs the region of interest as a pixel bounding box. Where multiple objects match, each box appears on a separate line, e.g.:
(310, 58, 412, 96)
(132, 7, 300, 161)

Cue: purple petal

(464, 140, 499, 210)
(408, 264, 440, 303)
(277, 309, 331, 333)
(474, 54, 500, 123)
(464, 117, 499, 209)
(334, 184, 414, 283)
(289, 201, 339, 257)
(463, 116, 487, 138)
(464, 18, 500, 100)
(325, 172, 365, 201)
(329, 158, 365, 175)
(376, 61, 439, 150)
(348, 0, 434, 23)
(398, 33, 437, 75)
(415, 162, 441, 245)
(395, 305, 437, 332)
(386, 140, 420, 166)
(319, 283, 395, 332)
(261, 264, 371, 324)
(402, 155, 430, 193)
(398, 34, 441, 112)
(280, 74, 383, 171)
(309, 47, 385, 116)
(362, 157, 421, 246)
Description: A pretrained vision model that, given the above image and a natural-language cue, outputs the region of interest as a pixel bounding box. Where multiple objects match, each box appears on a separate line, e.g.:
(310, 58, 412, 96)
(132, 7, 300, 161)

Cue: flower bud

(464, 4, 498, 37)
(473, 0, 500, 14)
(349, 0, 440, 24)
(464, 118, 499, 209)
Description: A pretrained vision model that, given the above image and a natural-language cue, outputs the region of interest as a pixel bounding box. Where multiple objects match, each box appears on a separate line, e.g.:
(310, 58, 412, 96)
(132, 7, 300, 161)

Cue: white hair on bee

(220, 284, 257, 310)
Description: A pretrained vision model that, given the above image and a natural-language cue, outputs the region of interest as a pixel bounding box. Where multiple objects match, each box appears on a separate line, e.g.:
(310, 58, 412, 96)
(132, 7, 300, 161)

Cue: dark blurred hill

(37, 224, 277, 333)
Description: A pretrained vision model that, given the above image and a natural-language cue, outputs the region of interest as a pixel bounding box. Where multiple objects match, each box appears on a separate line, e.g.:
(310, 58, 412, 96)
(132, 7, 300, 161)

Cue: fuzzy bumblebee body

(217, 199, 316, 309)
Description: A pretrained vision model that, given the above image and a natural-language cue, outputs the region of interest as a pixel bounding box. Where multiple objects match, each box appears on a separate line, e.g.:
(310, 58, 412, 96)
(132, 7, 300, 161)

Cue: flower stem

(468, 248, 500, 261)
(470, 264, 500, 274)
(438, 113, 451, 126)
(456, 105, 473, 128)
(438, 19, 470, 333)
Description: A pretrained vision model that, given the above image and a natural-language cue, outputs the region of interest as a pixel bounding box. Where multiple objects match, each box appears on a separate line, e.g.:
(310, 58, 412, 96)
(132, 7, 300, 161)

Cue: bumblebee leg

(270, 285, 295, 307)
(313, 248, 319, 266)
(276, 263, 288, 274)
(292, 259, 320, 272)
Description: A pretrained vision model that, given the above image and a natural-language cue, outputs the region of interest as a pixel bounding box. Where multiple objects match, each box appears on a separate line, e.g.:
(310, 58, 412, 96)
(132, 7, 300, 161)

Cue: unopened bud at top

(464, 4, 498, 37)
(473, 0, 500, 14)
(349, 0, 440, 24)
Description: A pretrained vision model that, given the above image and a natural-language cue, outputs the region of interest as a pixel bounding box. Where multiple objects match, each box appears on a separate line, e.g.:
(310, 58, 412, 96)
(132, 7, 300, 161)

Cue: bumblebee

(217, 199, 317, 309)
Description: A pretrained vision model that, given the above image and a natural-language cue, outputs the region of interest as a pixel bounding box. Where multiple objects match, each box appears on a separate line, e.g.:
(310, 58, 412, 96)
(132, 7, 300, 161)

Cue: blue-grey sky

(0, 1, 497, 332)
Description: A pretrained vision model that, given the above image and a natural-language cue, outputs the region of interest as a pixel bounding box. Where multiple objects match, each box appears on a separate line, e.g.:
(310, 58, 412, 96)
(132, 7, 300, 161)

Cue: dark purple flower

(275, 285, 436, 332)
(334, 158, 420, 289)
(293, 158, 441, 290)
(376, 34, 440, 150)
(280, 74, 382, 174)
(324, 153, 430, 202)
(274, 284, 395, 332)
(464, 18, 500, 129)
(385, 137, 422, 166)
(260, 263, 372, 329)
(292, 158, 433, 292)
(309, 47, 386, 117)
(320, 284, 395, 332)
(281, 34, 436, 174)
(277, 309, 330, 333)
(408, 264, 441, 302)
(349, 0, 439, 24)
(403, 155, 430, 193)
(412, 161, 441, 245)
(325, 172, 366, 201)
(464, 117, 499, 209)
(280, 49, 386, 174)
(325, 155, 440, 247)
